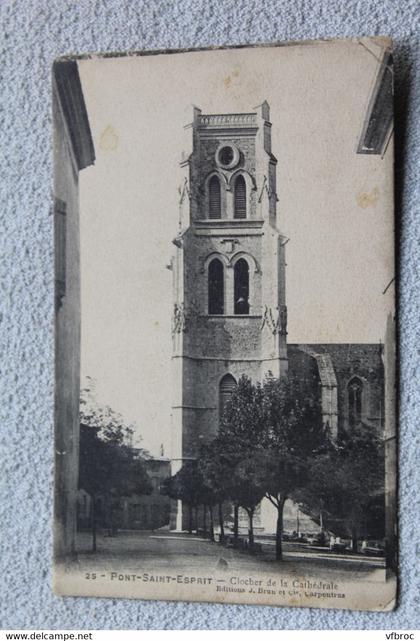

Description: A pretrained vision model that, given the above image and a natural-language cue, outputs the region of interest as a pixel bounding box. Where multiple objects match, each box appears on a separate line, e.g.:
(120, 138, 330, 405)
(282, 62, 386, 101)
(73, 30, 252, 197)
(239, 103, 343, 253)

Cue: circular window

(219, 146, 234, 165)
(216, 144, 239, 169)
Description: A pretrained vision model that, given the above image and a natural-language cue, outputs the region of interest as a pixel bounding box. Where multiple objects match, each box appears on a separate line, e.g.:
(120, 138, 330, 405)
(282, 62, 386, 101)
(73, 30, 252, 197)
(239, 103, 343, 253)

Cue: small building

(77, 456, 171, 532)
(117, 458, 171, 530)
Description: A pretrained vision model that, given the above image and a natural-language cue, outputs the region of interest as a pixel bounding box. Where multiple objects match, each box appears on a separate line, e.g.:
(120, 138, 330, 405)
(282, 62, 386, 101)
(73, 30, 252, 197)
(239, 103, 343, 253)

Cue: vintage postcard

(53, 38, 396, 610)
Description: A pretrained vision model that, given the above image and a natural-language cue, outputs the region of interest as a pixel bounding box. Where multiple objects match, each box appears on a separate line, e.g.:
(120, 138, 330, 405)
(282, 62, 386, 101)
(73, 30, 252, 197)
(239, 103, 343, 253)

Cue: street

(74, 530, 386, 582)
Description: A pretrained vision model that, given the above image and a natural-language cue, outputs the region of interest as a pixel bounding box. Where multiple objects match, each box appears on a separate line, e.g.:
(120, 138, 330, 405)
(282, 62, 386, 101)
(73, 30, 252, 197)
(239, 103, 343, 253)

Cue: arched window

(219, 374, 237, 419)
(234, 258, 249, 315)
(208, 258, 224, 315)
(348, 377, 363, 428)
(208, 175, 221, 219)
(234, 175, 247, 219)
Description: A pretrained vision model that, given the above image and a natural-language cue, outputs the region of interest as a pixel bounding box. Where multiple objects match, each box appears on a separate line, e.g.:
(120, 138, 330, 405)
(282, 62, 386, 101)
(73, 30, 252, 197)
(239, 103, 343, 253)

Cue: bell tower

(169, 102, 288, 528)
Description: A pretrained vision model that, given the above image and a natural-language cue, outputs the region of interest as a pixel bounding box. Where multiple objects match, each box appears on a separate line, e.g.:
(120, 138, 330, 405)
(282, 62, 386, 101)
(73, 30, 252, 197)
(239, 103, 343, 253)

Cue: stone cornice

(194, 219, 264, 229)
(198, 113, 257, 127)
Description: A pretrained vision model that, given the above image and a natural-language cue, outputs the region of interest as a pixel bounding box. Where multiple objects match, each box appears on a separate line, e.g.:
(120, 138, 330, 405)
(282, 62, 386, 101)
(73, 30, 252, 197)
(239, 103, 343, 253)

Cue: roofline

(53, 59, 95, 170)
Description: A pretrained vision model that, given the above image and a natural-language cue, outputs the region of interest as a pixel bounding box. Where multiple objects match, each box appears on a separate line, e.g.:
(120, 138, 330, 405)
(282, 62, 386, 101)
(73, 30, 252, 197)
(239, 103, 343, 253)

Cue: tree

(78, 380, 152, 550)
(79, 423, 152, 548)
(163, 460, 220, 538)
(80, 378, 139, 450)
(262, 374, 332, 559)
(220, 374, 331, 560)
(78, 423, 107, 551)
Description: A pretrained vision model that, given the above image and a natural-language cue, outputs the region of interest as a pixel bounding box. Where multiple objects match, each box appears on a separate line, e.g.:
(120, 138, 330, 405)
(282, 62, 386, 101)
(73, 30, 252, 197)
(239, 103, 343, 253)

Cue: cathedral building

(169, 103, 384, 532)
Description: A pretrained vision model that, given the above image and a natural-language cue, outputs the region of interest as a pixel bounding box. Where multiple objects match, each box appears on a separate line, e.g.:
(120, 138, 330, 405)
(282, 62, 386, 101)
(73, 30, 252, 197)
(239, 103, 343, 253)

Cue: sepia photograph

(53, 38, 396, 611)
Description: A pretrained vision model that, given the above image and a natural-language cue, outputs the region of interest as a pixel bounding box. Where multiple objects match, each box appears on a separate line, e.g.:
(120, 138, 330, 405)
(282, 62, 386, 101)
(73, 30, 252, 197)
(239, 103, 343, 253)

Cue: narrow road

(74, 530, 385, 581)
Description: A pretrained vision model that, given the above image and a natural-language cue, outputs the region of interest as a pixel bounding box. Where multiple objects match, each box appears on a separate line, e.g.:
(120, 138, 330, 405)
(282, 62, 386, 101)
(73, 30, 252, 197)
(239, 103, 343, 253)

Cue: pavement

(73, 530, 386, 582)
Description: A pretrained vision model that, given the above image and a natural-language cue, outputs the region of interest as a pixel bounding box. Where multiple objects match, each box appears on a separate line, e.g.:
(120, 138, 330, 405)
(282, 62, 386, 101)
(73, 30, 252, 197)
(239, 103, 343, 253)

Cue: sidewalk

(73, 530, 386, 581)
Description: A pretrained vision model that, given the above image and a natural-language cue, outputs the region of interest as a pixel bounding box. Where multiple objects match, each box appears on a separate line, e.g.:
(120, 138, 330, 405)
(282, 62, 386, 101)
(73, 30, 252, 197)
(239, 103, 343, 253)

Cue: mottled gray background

(1, 0, 419, 630)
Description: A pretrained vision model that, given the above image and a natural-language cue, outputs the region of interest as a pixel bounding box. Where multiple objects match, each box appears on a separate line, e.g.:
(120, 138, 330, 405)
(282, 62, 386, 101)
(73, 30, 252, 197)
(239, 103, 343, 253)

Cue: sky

(78, 39, 394, 455)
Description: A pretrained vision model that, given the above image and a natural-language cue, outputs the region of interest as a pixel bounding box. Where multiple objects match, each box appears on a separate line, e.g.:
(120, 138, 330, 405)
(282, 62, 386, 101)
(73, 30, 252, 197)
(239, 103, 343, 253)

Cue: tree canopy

(78, 379, 152, 549)
(217, 373, 332, 558)
(295, 421, 385, 548)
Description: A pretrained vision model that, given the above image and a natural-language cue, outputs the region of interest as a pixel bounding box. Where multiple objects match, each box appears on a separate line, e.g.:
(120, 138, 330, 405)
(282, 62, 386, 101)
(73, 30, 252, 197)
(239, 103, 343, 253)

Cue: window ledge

(196, 219, 264, 227)
(203, 314, 262, 319)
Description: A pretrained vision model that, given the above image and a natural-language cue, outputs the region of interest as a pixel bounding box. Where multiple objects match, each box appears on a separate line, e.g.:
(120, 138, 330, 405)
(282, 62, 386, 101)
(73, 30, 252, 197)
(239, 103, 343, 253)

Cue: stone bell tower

(169, 102, 288, 528)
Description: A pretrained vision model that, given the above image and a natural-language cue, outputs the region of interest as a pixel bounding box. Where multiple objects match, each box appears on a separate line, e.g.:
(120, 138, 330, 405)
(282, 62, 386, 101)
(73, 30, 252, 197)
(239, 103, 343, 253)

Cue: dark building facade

(288, 344, 385, 438)
(77, 457, 171, 532)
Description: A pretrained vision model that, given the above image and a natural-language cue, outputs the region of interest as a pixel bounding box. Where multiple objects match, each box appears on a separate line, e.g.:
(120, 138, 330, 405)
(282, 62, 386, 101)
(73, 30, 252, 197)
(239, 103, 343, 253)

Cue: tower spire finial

(253, 100, 270, 121)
